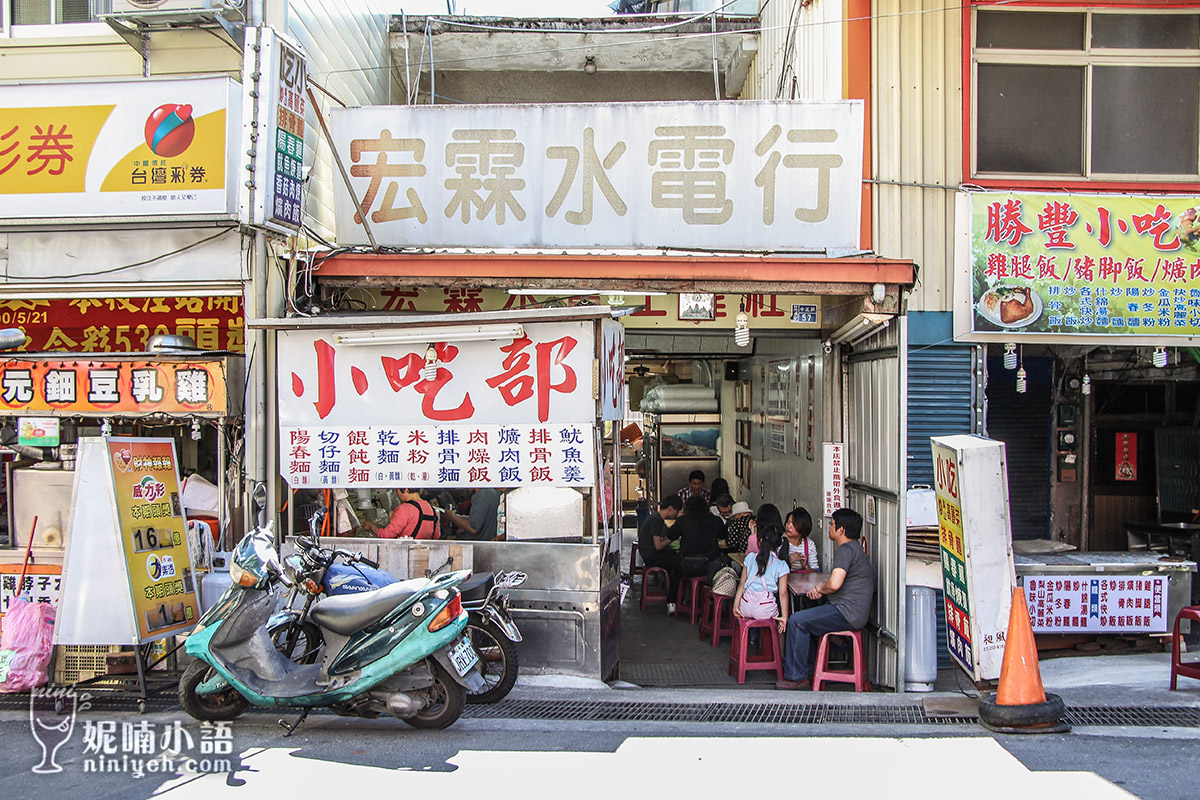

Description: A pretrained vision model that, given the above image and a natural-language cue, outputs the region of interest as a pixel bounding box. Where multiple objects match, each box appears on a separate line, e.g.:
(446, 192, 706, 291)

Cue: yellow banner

(107, 438, 199, 642)
(0, 106, 114, 194)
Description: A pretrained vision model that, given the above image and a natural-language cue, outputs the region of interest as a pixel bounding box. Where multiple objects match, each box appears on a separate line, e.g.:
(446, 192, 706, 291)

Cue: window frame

(6, 0, 113, 31)
(969, 5, 1200, 188)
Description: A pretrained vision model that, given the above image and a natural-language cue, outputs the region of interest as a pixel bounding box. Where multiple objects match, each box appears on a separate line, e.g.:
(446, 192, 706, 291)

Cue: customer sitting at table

(724, 501, 755, 553)
(675, 495, 724, 581)
(745, 502, 785, 558)
(638, 496, 683, 612)
(776, 507, 875, 691)
(710, 493, 734, 524)
(781, 506, 820, 572)
(732, 522, 789, 633)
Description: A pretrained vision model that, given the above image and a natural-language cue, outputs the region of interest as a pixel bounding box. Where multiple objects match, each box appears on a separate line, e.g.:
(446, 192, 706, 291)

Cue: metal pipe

(306, 86, 379, 251)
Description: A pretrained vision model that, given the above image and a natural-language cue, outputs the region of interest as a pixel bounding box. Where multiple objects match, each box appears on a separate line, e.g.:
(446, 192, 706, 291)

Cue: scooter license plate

(448, 637, 479, 677)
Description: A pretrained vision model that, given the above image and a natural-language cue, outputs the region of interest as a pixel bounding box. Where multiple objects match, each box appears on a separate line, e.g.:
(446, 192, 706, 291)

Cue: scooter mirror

(251, 482, 268, 527)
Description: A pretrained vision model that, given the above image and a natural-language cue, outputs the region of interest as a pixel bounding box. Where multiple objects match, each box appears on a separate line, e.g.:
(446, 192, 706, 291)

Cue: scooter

(271, 511, 525, 704)
(180, 522, 484, 733)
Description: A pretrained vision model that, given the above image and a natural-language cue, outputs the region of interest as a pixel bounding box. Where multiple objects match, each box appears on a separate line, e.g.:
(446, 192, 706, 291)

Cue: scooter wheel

(404, 661, 465, 730)
(179, 661, 250, 722)
(465, 620, 518, 705)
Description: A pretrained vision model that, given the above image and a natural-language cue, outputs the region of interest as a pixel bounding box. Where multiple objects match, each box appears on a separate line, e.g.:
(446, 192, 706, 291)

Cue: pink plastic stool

(675, 576, 706, 624)
(699, 588, 736, 647)
(812, 629, 871, 692)
(640, 567, 670, 610)
(628, 542, 643, 579)
(1170, 605, 1200, 690)
(727, 617, 782, 684)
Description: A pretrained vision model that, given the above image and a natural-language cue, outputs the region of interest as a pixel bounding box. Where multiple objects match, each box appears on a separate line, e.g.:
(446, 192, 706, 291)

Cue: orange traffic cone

(977, 587, 1069, 733)
(996, 586, 1047, 706)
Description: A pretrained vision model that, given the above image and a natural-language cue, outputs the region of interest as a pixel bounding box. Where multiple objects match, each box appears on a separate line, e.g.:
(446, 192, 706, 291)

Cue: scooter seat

(458, 572, 494, 604)
(310, 579, 428, 636)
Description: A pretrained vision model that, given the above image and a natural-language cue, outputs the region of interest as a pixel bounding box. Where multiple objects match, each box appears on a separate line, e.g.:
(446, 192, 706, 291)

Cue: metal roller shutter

(985, 356, 1053, 540)
(907, 346, 976, 488)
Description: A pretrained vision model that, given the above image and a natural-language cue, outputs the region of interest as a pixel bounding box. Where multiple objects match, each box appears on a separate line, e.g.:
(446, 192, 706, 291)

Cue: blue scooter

(180, 523, 484, 733)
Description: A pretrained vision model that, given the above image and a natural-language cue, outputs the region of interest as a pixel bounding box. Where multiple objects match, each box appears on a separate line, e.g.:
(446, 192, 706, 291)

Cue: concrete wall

(411, 70, 722, 105)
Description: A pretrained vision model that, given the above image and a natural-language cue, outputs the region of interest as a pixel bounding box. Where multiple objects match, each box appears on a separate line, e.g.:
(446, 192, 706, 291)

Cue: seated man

(776, 507, 874, 690)
(360, 488, 439, 539)
(638, 495, 683, 613)
(676, 469, 710, 507)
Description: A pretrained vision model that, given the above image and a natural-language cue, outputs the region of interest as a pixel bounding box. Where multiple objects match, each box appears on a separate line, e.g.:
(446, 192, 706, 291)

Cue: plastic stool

(640, 567, 670, 610)
(727, 617, 782, 684)
(675, 576, 706, 624)
(1170, 605, 1200, 690)
(812, 629, 871, 692)
(629, 543, 643, 579)
(699, 588, 736, 647)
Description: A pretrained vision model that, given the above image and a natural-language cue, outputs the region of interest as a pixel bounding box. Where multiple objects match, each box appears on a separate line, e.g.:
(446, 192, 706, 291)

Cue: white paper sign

(823, 442, 844, 517)
(280, 423, 595, 489)
(1024, 575, 1167, 633)
(331, 100, 864, 251)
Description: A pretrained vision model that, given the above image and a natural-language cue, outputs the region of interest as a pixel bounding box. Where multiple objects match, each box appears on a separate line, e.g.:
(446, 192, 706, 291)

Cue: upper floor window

(12, 0, 111, 25)
(972, 8, 1200, 182)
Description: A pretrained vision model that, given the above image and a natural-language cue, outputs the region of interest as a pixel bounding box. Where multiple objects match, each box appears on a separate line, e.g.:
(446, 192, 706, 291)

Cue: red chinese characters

(485, 335, 578, 423)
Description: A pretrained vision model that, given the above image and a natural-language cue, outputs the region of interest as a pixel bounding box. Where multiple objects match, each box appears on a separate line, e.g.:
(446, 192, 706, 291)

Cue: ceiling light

(584, 56, 597, 75)
(1153, 347, 1168, 368)
(1003, 343, 1017, 370)
(734, 302, 750, 347)
(334, 323, 524, 346)
(1015, 366, 1027, 394)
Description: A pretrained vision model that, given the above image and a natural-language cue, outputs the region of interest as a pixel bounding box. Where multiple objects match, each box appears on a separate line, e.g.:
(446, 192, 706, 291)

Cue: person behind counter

(442, 487, 501, 541)
(360, 488, 440, 539)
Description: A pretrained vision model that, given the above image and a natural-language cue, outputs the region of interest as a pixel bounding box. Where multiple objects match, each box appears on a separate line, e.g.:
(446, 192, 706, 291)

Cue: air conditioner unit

(114, 0, 246, 13)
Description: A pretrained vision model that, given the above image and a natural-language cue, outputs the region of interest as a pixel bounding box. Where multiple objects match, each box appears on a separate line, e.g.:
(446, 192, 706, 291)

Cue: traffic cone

(977, 587, 1070, 734)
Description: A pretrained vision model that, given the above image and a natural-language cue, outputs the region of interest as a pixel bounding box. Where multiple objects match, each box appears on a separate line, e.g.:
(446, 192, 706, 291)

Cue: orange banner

(0, 359, 228, 415)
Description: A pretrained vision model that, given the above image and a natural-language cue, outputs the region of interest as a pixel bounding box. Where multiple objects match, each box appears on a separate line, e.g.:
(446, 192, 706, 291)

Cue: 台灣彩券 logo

(132, 475, 167, 503)
(143, 104, 195, 158)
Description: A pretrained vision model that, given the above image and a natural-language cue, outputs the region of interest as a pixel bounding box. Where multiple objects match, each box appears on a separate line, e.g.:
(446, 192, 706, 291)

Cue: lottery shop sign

(0, 78, 240, 222)
(1024, 575, 1167, 634)
(278, 322, 598, 488)
(0, 359, 228, 415)
(964, 191, 1200, 339)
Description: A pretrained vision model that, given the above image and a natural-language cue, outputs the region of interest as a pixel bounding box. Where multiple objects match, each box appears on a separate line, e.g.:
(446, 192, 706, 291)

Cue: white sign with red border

(823, 442, 844, 517)
(1024, 575, 1167, 633)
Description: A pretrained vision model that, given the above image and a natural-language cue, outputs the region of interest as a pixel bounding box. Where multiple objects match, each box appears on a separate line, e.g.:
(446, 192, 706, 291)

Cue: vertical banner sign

(822, 442, 844, 517)
(107, 438, 200, 642)
(931, 435, 1018, 683)
(1116, 432, 1138, 481)
(599, 318, 625, 422)
(806, 356, 816, 462)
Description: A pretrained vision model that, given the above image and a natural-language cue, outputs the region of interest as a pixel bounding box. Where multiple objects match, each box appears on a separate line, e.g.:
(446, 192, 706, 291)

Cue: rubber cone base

(977, 692, 1070, 734)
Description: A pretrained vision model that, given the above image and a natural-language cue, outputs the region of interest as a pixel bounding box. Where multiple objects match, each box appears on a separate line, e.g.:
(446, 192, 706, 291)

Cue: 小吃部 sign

(822, 442, 844, 517)
(0, 360, 227, 415)
(0, 78, 241, 221)
(331, 100, 863, 252)
(962, 191, 1200, 339)
(1024, 575, 1167, 633)
(17, 417, 59, 447)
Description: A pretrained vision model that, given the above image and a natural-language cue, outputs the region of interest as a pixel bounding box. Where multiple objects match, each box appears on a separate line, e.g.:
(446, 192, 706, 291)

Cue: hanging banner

(0, 296, 244, 354)
(1115, 432, 1138, 482)
(822, 442, 844, 517)
(332, 100, 863, 252)
(962, 191, 1200, 340)
(0, 359, 228, 415)
(599, 318, 625, 422)
(0, 78, 240, 222)
(1024, 575, 1167, 633)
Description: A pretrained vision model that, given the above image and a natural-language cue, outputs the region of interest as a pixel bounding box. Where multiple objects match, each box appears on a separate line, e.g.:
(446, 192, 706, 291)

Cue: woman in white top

(781, 506, 820, 572)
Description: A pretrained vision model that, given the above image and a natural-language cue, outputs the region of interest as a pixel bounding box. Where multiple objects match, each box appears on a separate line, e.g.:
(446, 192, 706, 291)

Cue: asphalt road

(2, 709, 1198, 800)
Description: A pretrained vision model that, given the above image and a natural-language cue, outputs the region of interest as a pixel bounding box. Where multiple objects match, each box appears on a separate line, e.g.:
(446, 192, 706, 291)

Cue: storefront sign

(0, 564, 62, 618)
(332, 101, 863, 251)
(106, 439, 199, 642)
(822, 442, 844, 517)
(0, 296, 243, 354)
(1024, 575, 1167, 633)
(599, 319, 625, 422)
(0, 78, 240, 221)
(279, 322, 594, 428)
(280, 423, 596, 489)
(963, 191, 1200, 339)
(0, 359, 228, 415)
(17, 417, 59, 447)
(1116, 432, 1138, 481)
(931, 435, 1017, 682)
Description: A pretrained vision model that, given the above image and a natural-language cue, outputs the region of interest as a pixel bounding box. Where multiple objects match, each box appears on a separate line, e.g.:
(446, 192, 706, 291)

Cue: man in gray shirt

(777, 507, 875, 690)
(443, 487, 500, 541)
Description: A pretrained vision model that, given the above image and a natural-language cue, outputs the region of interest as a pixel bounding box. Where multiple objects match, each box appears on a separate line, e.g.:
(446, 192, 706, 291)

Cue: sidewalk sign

(55, 437, 200, 646)
(930, 435, 1018, 683)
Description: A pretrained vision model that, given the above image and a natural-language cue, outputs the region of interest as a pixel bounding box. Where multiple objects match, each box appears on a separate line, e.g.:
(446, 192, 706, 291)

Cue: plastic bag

(0, 597, 56, 693)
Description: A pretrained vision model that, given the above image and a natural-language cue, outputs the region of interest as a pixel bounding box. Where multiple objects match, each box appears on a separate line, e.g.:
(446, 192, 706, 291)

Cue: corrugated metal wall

(872, 0, 961, 313)
(907, 346, 976, 487)
(289, 0, 399, 240)
(843, 319, 905, 689)
(742, 0, 842, 100)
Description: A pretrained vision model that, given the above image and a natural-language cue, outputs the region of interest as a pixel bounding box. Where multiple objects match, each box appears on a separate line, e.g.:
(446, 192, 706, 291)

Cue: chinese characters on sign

(281, 424, 596, 489)
(968, 192, 1200, 337)
(251, 28, 307, 230)
(0, 360, 225, 415)
(822, 442, 844, 518)
(1116, 432, 1138, 482)
(0, 565, 61, 617)
(1024, 576, 1167, 633)
(332, 101, 863, 251)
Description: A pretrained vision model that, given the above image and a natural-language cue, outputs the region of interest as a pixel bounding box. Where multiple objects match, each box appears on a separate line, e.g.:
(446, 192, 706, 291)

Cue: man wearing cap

(723, 501, 754, 553)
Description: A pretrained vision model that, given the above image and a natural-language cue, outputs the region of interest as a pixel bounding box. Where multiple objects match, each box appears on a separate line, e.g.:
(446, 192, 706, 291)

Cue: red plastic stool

(699, 588, 736, 647)
(640, 567, 670, 610)
(628, 543, 643, 579)
(675, 576, 706, 624)
(727, 617, 782, 684)
(812, 629, 871, 692)
(1170, 605, 1200, 690)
